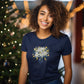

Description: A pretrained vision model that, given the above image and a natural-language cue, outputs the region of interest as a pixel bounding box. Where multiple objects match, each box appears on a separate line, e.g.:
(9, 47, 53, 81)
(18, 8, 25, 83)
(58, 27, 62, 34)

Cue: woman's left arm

(62, 54, 72, 84)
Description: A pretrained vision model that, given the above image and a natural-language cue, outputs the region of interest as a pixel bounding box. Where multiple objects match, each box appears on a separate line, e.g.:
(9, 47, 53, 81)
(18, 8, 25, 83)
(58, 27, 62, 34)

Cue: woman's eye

(40, 13, 44, 15)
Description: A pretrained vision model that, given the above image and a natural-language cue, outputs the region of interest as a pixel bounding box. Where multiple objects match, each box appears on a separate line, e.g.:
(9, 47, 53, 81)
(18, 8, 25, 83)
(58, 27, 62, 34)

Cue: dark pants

(29, 79, 63, 84)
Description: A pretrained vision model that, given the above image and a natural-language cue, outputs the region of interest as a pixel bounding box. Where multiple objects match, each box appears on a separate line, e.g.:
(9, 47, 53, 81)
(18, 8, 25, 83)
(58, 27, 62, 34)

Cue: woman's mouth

(41, 21, 48, 26)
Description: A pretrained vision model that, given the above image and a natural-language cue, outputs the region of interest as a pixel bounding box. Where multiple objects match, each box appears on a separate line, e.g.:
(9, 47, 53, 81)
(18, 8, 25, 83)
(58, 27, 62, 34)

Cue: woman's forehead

(39, 5, 50, 14)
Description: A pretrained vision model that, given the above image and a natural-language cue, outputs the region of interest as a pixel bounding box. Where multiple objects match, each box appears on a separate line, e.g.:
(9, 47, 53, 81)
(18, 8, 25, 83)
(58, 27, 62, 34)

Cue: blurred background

(0, 0, 84, 84)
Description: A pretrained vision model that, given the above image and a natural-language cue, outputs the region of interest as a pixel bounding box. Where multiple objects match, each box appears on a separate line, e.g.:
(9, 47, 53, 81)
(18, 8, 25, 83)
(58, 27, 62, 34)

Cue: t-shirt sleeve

(21, 36, 27, 52)
(61, 36, 72, 56)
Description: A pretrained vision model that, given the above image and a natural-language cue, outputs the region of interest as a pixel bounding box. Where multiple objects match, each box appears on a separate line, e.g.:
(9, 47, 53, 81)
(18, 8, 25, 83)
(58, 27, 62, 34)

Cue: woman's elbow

(65, 67, 72, 74)
(20, 65, 28, 73)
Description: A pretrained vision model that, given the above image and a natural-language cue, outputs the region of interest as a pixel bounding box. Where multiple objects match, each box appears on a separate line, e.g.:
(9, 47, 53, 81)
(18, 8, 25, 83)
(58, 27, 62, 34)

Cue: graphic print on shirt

(32, 46, 49, 63)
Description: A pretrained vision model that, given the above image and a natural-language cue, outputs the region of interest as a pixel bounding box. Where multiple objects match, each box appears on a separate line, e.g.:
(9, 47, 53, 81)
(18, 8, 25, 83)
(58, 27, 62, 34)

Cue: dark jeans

(29, 79, 63, 84)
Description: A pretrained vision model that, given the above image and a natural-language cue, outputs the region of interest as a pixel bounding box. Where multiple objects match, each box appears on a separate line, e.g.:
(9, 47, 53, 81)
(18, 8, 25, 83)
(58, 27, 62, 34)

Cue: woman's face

(37, 5, 53, 30)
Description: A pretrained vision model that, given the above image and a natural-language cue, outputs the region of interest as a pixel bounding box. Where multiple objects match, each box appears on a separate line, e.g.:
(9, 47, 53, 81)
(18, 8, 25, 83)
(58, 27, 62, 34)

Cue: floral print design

(32, 46, 49, 63)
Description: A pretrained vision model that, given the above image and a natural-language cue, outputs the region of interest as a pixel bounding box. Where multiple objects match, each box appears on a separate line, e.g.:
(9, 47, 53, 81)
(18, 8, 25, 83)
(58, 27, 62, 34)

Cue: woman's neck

(36, 29, 52, 39)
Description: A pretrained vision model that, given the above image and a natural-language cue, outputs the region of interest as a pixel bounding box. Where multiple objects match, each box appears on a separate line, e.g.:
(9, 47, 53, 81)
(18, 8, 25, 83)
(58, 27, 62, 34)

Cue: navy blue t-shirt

(21, 32, 72, 84)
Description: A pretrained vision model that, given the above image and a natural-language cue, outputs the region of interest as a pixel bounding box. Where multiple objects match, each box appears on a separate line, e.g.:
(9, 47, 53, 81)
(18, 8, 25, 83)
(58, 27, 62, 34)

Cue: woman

(18, 0, 72, 84)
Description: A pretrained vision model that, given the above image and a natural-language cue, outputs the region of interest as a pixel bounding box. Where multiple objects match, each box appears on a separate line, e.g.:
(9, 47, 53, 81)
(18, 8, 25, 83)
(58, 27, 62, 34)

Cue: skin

(18, 51, 28, 84)
(18, 5, 72, 84)
(63, 54, 72, 84)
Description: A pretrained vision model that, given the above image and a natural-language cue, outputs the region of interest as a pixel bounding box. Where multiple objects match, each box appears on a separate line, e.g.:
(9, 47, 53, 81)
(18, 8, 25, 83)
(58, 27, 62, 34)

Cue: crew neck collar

(34, 32, 52, 41)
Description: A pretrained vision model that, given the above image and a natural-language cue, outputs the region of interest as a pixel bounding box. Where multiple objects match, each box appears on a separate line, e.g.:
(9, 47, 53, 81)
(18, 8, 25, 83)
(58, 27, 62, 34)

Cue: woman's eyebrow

(40, 10, 51, 15)
(40, 10, 46, 13)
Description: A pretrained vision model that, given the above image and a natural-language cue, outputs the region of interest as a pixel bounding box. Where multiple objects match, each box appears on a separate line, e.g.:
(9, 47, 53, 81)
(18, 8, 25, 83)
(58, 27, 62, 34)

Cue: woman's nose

(44, 15, 48, 21)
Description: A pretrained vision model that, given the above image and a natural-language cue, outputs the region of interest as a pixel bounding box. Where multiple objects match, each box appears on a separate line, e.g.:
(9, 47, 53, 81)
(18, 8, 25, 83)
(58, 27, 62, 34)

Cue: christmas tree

(0, 0, 30, 84)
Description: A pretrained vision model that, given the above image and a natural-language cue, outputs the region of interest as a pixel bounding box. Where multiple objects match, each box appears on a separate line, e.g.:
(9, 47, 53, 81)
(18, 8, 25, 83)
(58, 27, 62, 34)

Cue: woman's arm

(62, 54, 72, 84)
(18, 51, 28, 84)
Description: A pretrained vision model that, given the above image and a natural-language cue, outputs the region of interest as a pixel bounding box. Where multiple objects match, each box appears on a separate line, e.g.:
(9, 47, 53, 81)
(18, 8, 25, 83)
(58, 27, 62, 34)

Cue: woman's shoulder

(60, 32, 69, 38)
(23, 32, 35, 38)
(59, 32, 70, 42)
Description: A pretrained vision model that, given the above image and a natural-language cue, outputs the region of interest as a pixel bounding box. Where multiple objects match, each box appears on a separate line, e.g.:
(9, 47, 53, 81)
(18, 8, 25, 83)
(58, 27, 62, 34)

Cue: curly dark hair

(29, 0, 69, 38)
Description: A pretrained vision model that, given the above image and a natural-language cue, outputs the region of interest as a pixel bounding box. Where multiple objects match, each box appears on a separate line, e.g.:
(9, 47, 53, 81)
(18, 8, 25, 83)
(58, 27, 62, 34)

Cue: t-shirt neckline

(34, 32, 52, 41)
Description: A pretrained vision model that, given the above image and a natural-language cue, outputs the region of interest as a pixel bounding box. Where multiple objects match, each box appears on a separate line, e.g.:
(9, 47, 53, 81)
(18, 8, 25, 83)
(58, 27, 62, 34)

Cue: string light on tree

(6, 10, 9, 14)
(1, 54, 3, 57)
(2, 42, 7, 47)
(2, 70, 4, 73)
(8, 43, 10, 45)
(10, 32, 15, 36)
(6, 5, 8, 7)
(4, 15, 7, 18)
(8, 29, 10, 32)
(5, 24, 7, 27)
(1, 6, 3, 9)
(9, 69, 12, 72)
(11, 56, 15, 59)
(11, 41, 14, 44)
(4, 28, 6, 30)
(17, 51, 20, 54)
(15, 63, 17, 66)
(15, 41, 17, 43)
(13, 45, 15, 47)
(9, 52, 12, 55)
(5, 1, 7, 4)
(1, 31, 3, 33)
(8, 77, 12, 84)
(19, 43, 21, 46)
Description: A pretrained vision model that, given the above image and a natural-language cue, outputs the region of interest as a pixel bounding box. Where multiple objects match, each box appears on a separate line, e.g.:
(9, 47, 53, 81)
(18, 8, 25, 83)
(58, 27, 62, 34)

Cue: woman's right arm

(18, 51, 28, 84)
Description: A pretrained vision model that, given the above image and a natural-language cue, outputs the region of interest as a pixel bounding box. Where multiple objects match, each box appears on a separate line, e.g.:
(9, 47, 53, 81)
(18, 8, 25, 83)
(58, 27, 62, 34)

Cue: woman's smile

(41, 21, 48, 26)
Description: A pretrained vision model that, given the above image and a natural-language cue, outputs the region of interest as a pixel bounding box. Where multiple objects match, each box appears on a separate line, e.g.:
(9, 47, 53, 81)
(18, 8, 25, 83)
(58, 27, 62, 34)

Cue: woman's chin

(39, 26, 50, 30)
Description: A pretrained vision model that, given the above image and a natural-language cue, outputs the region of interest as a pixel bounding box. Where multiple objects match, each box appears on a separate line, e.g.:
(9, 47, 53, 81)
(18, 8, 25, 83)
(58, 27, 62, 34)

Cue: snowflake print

(32, 46, 49, 63)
